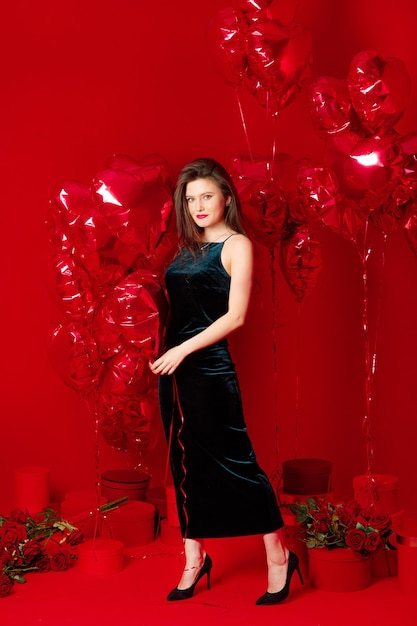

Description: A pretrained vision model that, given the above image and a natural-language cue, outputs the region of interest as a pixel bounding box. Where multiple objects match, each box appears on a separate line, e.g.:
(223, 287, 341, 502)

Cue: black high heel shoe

(167, 554, 212, 601)
(256, 550, 304, 605)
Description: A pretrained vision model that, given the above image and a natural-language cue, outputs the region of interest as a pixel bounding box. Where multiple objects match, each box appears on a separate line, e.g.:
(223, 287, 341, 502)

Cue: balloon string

(359, 217, 377, 508)
(371, 232, 387, 382)
(292, 1, 301, 20)
(92, 391, 102, 540)
(293, 300, 302, 459)
(235, 88, 254, 164)
(363, 231, 387, 510)
(265, 95, 277, 182)
(269, 115, 278, 182)
(270, 248, 280, 479)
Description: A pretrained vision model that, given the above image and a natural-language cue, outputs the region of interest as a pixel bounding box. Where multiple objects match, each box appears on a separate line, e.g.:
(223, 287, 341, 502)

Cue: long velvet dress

(158, 240, 283, 539)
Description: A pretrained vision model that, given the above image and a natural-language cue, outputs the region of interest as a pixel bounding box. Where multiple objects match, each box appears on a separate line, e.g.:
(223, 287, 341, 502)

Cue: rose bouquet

(0, 507, 83, 597)
(0, 497, 128, 598)
(289, 498, 395, 557)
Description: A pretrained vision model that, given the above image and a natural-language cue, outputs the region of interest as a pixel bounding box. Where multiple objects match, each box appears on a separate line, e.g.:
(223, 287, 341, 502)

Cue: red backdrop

(1, 0, 416, 516)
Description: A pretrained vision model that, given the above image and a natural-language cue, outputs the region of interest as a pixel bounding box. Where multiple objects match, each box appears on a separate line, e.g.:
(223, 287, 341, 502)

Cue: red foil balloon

(321, 194, 372, 243)
(370, 178, 414, 236)
(245, 66, 297, 116)
(49, 181, 112, 253)
(100, 346, 154, 399)
(238, 0, 269, 22)
(93, 270, 167, 360)
(93, 154, 173, 258)
(246, 18, 312, 114)
(98, 394, 155, 454)
(98, 346, 158, 453)
(280, 225, 323, 301)
(143, 210, 178, 277)
(287, 161, 339, 223)
(309, 76, 352, 135)
(236, 177, 288, 249)
(325, 132, 403, 201)
(48, 254, 94, 321)
(48, 181, 136, 288)
(48, 323, 100, 397)
(208, 7, 247, 88)
(348, 50, 411, 135)
(403, 198, 417, 258)
(229, 151, 294, 183)
(396, 131, 417, 180)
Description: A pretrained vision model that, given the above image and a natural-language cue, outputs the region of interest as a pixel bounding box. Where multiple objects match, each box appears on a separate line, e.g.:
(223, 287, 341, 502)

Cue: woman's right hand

(149, 344, 188, 376)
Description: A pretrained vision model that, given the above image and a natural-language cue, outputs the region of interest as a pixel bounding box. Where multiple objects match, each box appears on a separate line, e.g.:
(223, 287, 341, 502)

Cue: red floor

(1, 533, 414, 626)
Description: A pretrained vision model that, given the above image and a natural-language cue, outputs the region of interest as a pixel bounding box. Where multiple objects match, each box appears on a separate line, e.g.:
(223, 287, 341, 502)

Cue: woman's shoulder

(226, 233, 253, 251)
(222, 234, 253, 274)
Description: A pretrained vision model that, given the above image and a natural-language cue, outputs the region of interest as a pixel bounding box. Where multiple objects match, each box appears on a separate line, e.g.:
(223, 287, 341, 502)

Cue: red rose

(0, 521, 27, 548)
(345, 527, 366, 551)
(355, 515, 368, 527)
(66, 529, 84, 546)
(340, 500, 362, 519)
(347, 517, 358, 529)
(50, 550, 71, 572)
(0, 550, 13, 566)
(44, 533, 65, 553)
(313, 521, 328, 534)
(316, 508, 330, 522)
(368, 514, 391, 533)
(364, 531, 383, 552)
(22, 539, 44, 563)
(0, 574, 13, 598)
(36, 555, 52, 573)
(335, 509, 348, 524)
(9, 509, 28, 524)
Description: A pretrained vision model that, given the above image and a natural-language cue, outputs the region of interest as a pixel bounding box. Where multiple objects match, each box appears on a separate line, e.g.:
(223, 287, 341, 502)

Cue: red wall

(2, 0, 417, 516)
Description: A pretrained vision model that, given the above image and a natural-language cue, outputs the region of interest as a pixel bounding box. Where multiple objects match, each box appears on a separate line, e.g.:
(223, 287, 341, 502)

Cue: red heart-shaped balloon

(245, 18, 312, 113)
(348, 50, 411, 136)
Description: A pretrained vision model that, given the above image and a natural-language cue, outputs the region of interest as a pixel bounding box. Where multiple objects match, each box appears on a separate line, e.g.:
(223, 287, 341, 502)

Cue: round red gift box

(352, 474, 399, 514)
(101, 469, 150, 502)
(308, 547, 371, 592)
(282, 458, 332, 495)
(101, 500, 155, 546)
(396, 518, 417, 595)
(77, 539, 125, 574)
(160, 518, 183, 545)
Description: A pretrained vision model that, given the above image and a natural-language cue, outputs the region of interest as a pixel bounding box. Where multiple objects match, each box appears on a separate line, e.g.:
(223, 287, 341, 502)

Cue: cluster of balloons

(228, 152, 323, 301)
(209, 0, 313, 116)
(306, 51, 417, 480)
(224, 50, 417, 300)
(46, 154, 178, 456)
(308, 49, 417, 246)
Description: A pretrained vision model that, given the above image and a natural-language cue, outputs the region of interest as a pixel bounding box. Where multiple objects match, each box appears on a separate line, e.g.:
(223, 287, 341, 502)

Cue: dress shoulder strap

(223, 233, 238, 244)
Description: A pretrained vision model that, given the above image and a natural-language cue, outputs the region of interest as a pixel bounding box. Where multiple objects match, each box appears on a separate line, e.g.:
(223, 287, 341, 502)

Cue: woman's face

(185, 178, 231, 229)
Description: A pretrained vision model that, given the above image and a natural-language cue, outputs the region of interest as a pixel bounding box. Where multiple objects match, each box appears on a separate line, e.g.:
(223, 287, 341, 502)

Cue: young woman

(150, 158, 302, 605)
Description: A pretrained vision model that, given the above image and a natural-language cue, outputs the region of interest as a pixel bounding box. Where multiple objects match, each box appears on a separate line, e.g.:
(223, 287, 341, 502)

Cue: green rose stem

(64, 496, 129, 525)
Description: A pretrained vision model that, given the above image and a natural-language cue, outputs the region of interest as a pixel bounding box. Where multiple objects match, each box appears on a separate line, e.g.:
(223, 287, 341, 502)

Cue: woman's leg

(176, 537, 206, 590)
(263, 529, 289, 593)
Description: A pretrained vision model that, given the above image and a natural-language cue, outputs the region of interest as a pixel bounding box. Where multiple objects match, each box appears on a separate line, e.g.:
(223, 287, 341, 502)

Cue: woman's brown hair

(173, 158, 245, 249)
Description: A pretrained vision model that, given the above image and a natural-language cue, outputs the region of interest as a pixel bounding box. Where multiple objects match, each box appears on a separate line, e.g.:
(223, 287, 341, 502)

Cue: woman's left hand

(149, 345, 188, 376)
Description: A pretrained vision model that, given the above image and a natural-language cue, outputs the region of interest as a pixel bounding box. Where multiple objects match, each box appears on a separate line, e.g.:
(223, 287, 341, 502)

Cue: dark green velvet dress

(158, 241, 283, 538)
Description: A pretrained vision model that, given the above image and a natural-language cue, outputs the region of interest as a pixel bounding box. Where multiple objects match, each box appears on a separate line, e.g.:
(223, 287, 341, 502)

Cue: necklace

(200, 231, 231, 250)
